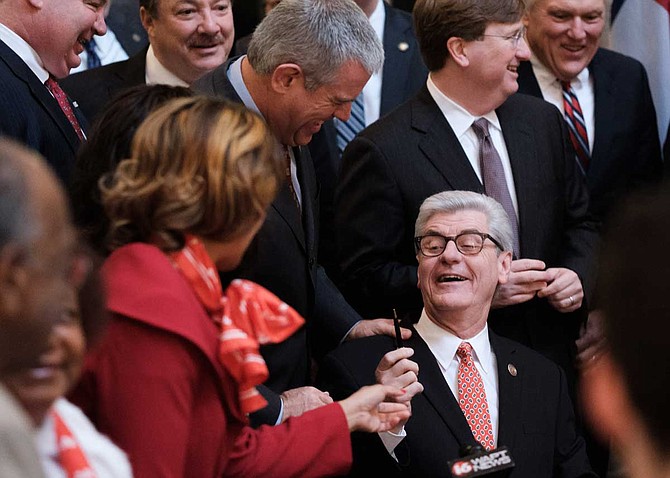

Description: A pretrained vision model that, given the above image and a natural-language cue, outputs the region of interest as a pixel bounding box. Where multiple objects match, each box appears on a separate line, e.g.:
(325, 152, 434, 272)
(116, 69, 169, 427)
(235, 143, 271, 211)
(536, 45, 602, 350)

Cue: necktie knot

(471, 118, 490, 140)
(560, 80, 572, 92)
(84, 37, 102, 70)
(457, 341, 474, 360)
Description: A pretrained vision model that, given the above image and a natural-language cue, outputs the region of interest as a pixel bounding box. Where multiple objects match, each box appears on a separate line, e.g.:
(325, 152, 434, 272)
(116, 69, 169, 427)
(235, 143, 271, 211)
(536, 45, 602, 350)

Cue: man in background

(61, 0, 234, 122)
(0, 0, 107, 183)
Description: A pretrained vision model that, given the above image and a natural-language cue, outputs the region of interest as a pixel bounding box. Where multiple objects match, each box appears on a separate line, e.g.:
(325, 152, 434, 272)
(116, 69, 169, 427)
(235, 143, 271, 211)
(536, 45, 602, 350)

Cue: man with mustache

(0, 0, 107, 184)
(61, 0, 234, 122)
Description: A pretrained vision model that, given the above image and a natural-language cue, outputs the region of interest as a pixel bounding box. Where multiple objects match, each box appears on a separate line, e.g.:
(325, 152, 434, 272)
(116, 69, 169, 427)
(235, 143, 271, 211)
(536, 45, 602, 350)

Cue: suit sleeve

(335, 135, 421, 318)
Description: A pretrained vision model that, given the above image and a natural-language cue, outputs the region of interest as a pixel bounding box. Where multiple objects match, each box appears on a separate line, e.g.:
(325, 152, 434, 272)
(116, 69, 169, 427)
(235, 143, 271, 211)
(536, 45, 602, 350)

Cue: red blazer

(71, 243, 352, 478)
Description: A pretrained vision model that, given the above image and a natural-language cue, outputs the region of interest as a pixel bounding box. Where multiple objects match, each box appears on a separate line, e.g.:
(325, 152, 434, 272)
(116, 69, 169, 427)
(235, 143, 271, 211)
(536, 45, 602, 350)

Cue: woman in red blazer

(71, 97, 409, 477)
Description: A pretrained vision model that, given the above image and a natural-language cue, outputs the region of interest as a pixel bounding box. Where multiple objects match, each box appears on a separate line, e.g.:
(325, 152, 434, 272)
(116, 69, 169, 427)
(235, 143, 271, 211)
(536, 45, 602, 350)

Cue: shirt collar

(227, 56, 263, 117)
(0, 22, 49, 83)
(529, 55, 590, 91)
(415, 309, 495, 377)
(368, 0, 385, 41)
(145, 45, 189, 87)
(426, 74, 501, 137)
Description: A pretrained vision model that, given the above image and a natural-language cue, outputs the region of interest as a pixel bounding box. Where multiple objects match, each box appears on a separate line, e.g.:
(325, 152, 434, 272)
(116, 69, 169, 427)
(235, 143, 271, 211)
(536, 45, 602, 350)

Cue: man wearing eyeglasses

(320, 191, 595, 477)
(335, 0, 598, 407)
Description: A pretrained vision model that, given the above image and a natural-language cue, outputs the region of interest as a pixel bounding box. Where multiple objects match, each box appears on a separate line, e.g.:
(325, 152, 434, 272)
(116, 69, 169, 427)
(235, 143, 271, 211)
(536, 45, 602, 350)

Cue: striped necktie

(84, 38, 102, 70)
(560, 81, 590, 172)
(334, 92, 365, 156)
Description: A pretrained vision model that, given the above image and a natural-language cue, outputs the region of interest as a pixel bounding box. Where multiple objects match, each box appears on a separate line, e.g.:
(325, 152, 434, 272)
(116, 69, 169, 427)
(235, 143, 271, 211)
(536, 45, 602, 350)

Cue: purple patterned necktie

(471, 118, 519, 257)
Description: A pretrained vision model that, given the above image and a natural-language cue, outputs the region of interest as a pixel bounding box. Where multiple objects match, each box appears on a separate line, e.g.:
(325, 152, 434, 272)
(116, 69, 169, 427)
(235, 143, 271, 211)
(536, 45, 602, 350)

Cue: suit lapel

(412, 88, 484, 192)
(589, 50, 616, 179)
(516, 62, 544, 98)
(0, 41, 82, 152)
(491, 333, 522, 452)
(496, 98, 539, 256)
(409, 332, 480, 448)
(271, 146, 306, 252)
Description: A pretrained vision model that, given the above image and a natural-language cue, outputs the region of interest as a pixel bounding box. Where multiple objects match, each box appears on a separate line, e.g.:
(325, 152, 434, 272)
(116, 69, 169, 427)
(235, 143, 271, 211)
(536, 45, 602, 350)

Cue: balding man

(0, 0, 107, 183)
(0, 138, 80, 477)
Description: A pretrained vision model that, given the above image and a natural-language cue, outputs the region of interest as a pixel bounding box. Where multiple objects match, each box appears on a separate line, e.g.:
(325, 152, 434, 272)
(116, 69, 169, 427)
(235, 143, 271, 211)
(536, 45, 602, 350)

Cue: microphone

(447, 444, 515, 478)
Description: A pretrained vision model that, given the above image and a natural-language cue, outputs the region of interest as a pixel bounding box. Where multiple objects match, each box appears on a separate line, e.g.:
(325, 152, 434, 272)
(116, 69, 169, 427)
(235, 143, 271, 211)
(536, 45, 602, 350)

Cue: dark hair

(139, 0, 158, 17)
(413, 0, 525, 71)
(69, 84, 194, 255)
(596, 181, 670, 456)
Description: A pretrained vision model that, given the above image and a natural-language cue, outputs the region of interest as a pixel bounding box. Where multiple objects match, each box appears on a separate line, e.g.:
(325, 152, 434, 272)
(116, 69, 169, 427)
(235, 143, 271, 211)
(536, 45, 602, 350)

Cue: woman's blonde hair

(102, 97, 282, 251)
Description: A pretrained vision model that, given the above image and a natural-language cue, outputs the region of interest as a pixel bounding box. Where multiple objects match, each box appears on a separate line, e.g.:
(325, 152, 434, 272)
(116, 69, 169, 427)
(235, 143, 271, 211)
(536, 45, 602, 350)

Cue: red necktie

(52, 410, 96, 478)
(560, 81, 590, 171)
(44, 76, 85, 142)
(457, 342, 495, 451)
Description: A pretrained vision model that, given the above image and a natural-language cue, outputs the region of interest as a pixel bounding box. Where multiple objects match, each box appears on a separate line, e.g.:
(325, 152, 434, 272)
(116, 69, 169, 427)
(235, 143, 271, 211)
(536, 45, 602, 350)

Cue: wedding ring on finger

(568, 296, 575, 307)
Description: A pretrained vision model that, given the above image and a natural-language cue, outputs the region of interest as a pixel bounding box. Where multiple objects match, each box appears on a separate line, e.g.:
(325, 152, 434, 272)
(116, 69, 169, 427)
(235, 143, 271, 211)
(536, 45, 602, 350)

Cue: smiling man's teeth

(438, 275, 466, 283)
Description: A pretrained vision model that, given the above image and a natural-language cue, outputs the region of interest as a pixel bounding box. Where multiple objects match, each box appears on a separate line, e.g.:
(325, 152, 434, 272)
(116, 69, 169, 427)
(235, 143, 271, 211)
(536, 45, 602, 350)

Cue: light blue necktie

(334, 92, 365, 156)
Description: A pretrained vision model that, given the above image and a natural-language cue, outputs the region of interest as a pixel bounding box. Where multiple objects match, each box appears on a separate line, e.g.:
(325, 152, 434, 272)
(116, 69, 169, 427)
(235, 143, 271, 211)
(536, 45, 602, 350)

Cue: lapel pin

(507, 363, 517, 377)
(398, 42, 409, 52)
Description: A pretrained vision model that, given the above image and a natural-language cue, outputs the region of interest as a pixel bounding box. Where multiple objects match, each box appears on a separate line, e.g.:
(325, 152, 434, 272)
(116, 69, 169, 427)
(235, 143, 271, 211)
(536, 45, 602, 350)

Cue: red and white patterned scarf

(169, 235, 304, 418)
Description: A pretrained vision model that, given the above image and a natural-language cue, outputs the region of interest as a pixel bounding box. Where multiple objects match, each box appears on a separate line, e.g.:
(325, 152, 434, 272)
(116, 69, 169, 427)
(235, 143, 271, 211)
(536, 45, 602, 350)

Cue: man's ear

(497, 251, 512, 284)
(270, 64, 304, 93)
(140, 7, 154, 36)
(446, 37, 469, 68)
(0, 245, 30, 319)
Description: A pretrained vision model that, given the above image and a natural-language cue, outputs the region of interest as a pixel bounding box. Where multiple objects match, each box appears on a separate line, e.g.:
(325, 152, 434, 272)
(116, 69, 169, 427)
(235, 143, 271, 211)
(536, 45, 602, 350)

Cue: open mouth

(437, 274, 467, 283)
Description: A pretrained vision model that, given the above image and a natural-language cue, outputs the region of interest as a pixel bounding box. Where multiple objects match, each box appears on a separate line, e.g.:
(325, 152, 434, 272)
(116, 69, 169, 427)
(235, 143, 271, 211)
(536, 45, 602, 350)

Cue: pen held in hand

(392, 308, 403, 349)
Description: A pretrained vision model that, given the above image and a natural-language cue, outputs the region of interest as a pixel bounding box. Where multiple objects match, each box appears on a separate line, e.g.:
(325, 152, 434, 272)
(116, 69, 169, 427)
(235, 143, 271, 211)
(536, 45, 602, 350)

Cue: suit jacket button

(308, 258, 315, 267)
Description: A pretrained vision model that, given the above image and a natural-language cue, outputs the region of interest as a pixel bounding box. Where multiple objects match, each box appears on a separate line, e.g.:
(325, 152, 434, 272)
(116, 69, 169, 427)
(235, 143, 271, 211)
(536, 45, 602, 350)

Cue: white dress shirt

(70, 29, 129, 74)
(529, 56, 595, 152)
(362, 0, 385, 125)
(36, 398, 133, 478)
(426, 75, 519, 216)
(414, 310, 500, 445)
(0, 22, 49, 83)
(145, 45, 189, 87)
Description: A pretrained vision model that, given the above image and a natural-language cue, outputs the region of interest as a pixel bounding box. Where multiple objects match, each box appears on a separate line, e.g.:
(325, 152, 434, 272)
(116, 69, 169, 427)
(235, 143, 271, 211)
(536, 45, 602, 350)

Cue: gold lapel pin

(398, 42, 409, 52)
(507, 363, 518, 377)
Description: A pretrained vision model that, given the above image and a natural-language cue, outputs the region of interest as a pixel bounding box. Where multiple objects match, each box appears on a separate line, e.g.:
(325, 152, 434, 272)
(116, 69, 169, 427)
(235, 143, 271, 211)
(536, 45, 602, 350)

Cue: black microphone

(447, 444, 515, 478)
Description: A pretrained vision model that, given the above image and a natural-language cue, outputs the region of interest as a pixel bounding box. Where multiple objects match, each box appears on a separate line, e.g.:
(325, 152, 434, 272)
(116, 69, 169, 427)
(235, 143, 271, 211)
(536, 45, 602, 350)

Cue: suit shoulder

(594, 47, 646, 72)
(494, 334, 564, 377)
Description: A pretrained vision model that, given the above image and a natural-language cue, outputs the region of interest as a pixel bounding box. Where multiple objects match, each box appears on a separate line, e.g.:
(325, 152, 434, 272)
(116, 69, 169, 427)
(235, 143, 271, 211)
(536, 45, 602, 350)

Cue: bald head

(0, 139, 77, 376)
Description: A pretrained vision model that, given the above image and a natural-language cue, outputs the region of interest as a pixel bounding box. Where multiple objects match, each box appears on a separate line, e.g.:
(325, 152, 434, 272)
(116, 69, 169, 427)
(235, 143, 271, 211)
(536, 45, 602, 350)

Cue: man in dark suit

(519, 0, 662, 225)
(61, 0, 234, 123)
(0, 0, 107, 183)
(308, 0, 428, 278)
(193, 0, 408, 427)
(335, 0, 598, 394)
(320, 191, 595, 478)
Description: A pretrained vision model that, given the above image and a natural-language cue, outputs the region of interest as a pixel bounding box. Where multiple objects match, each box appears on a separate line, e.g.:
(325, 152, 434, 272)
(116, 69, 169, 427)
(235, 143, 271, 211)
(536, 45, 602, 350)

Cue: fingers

(347, 319, 412, 340)
(280, 386, 333, 420)
(510, 258, 546, 272)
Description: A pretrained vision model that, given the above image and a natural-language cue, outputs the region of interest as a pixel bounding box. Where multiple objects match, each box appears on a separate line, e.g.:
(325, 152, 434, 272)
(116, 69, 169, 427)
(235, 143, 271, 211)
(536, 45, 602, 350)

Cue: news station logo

(448, 447, 514, 477)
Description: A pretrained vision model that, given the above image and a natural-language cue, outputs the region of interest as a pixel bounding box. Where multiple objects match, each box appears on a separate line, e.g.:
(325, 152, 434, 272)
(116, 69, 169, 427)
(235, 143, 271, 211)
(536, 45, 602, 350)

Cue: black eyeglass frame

(414, 231, 504, 257)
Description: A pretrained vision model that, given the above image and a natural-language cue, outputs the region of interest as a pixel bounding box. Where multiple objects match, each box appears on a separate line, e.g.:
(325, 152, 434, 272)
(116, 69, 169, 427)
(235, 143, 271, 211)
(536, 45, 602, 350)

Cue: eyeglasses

(414, 232, 503, 257)
(480, 26, 526, 49)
